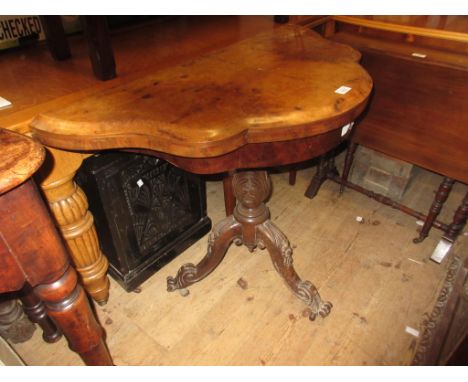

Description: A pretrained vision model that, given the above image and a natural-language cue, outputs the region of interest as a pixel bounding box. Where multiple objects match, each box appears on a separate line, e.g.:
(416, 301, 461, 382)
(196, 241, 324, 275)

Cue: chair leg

(82, 16, 116, 81)
(40, 16, 71, 61)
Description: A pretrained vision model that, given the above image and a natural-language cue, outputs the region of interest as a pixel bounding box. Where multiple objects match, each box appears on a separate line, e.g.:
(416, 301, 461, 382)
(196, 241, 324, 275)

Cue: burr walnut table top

(0, 129, 45, 195)
(30, 25, 372, 170)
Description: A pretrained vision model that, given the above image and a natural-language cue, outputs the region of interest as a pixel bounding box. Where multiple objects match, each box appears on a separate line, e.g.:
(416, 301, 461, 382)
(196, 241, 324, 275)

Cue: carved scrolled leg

(41, 171, 110, 305)
(34, 266, 113, 366)
(20, 284, 62, 343)
(256, 221, 332, 320)
(0, 296, 36, 343)
(167, 215, 242, 293)
(413, 177, 455, 244)
(169, 170, 331, 322)
(232, 170, 330, 320)
(340, 141, 358, 195)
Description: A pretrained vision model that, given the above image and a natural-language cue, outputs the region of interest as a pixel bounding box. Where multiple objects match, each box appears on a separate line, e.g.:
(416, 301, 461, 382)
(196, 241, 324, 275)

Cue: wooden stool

(0, 129, 112, 366)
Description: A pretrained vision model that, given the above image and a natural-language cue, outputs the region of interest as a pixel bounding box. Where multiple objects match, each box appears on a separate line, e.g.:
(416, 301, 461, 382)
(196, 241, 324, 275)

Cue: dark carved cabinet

(76, 152, 211, 291)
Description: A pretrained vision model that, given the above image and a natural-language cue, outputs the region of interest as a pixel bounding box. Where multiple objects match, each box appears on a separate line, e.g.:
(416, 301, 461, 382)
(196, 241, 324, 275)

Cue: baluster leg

(444, 191, 468, 243)
(34, 267, 113, 365)
(19, 284, 62, 343)
(413, 177, 455, 243)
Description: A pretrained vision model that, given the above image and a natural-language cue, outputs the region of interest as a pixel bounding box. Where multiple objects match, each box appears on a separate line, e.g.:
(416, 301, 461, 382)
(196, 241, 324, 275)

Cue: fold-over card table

(31, 26, 372, 320)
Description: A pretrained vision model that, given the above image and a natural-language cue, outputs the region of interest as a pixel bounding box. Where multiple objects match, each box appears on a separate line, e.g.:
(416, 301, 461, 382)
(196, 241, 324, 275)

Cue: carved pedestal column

(37, 148, 110, 305)
(168, 170, 332, 321)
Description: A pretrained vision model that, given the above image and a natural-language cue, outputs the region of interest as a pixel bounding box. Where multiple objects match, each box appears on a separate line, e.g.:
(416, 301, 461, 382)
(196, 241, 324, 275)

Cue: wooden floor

(2, 16, 467, 366)
(12, 158, 468, 365)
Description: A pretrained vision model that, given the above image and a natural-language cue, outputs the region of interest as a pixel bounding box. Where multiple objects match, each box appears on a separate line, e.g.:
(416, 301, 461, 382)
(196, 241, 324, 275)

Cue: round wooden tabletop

(30, 25, 372, 172)
(0, 129, 45, 195)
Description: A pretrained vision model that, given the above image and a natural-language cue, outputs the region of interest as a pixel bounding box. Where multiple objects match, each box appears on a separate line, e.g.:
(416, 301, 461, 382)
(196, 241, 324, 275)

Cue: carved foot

(167, 215, 241, 293)
(257, 220, 332, 320)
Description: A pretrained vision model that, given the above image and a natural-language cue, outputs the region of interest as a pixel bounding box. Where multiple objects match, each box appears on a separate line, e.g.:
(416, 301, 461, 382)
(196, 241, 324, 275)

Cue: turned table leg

(413, 177, 455, 244)
(444, 191, 468, 243)
(20, 284, 62, 343)
(0, 297, 36, 343)
(0, 179, 113, 365)
(430, 191, 468, 263)
(38, 149, 110, 305)
(168, 170, 332, 321)
(35, 267, 113, 366)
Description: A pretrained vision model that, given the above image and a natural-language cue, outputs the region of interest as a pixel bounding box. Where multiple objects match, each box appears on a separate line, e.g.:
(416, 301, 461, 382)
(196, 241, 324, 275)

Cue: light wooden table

(30, 25, 372, 320)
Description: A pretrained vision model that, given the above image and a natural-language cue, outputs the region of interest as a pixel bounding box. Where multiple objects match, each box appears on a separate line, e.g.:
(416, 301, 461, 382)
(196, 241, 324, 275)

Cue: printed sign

(0, 16, 44, 43)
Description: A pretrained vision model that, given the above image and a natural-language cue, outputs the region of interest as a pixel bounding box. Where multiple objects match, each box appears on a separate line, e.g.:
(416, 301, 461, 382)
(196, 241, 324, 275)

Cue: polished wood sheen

(0, 129, 112, 365)
(31, 25, 372, 322)
(0, 129, 44, 195)
(0, 17, 278, 307)
(31, 25, 371, 161)
(297, 16, 468, 244)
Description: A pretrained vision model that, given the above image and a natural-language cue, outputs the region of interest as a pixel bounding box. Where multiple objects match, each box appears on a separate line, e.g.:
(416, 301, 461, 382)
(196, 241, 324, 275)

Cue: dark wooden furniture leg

(168, 171, 332, 321)
(443, 191, 468, 243)
(413, 177, 455, 243)
(40, 16, 71, 61)
(289, 169, 297, 186)
(305, 152, 339, 199)
(340, 141, 358, 195)
(0, 178, 113, 366)
(82, 16, 116, 81)
(0, 297, 36, 343)
(20, 284, 62, 344)
(223, 173, 236, 216)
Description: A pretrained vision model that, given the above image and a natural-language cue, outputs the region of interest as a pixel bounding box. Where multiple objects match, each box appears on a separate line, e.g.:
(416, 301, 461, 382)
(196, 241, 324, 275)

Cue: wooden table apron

(30, 26, 372, 321)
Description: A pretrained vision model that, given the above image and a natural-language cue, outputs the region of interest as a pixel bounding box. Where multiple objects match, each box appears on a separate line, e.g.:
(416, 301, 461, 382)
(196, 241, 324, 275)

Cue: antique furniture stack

(293, 16, 468, 256)
(0, 129, 112, 365)
(30, 25, 372, 321)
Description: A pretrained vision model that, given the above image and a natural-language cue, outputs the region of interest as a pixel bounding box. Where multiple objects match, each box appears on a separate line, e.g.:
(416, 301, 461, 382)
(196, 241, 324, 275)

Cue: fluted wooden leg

(0, 296, 36, 343)
(34, 267, 113, 366)
(20, 284, 62, 343)
(37, 148, 110, 305)
(42, 172, 110, 305)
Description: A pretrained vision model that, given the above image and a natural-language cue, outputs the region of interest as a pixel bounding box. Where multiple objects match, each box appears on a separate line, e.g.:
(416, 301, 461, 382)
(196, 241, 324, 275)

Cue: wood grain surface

(31, 25, 372, 159)
(0, 129, 44, 195)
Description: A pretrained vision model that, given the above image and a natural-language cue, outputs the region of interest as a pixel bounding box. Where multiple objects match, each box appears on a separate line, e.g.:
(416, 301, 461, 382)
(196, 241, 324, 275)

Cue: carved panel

(76, 152, 211, 291)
